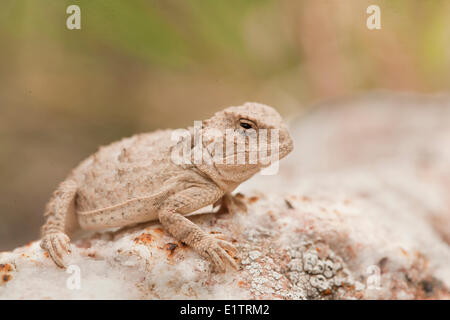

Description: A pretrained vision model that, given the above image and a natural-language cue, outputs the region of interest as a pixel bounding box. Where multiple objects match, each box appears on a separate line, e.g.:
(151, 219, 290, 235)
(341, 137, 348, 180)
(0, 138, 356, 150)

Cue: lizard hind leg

(213, 193, 247, 215)
(40, 180, 78, 268)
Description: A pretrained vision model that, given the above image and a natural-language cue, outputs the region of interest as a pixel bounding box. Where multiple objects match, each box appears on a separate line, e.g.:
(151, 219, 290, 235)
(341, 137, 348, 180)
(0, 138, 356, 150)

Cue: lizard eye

(239, 119, 257, 130)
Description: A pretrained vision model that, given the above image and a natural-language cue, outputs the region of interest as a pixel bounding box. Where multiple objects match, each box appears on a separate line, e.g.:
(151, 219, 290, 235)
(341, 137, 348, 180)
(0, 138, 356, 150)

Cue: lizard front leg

(159, 185, 238, 272)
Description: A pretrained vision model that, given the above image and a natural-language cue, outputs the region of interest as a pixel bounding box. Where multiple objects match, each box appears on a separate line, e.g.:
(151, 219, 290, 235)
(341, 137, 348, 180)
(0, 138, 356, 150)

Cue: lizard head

(199, 102, 294, 190)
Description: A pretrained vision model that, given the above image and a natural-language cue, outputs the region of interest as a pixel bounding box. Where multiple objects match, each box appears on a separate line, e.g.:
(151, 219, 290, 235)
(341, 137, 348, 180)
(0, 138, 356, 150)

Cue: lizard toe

(41, 233, 71, 268)
(216, 245, 239, 270)
(215, 238, 237, 253)
(207, 249, 226, 272)
(202, 236, 239, 272)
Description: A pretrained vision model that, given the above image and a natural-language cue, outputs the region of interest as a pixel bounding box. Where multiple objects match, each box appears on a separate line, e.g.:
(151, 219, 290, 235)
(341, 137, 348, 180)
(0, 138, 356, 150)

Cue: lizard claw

(41, 232, 71, 268)
(197, 235, 239, 272)
(214, 193, 247, 215)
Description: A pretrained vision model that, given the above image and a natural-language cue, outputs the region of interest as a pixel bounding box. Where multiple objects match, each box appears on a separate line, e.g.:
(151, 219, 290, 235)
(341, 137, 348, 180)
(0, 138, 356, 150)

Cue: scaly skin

(40, 102, 294, 271)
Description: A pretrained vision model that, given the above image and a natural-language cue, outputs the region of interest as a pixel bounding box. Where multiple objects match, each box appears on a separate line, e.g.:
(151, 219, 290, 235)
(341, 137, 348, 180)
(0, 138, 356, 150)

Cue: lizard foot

(40, 232, 71, 268)
(196, 234, 239, 272)
(214, 193, 247, 215)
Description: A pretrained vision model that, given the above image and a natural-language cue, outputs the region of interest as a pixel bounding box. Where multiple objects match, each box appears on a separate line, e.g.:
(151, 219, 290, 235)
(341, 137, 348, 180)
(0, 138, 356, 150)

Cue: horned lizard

(40, 102, 293, 271)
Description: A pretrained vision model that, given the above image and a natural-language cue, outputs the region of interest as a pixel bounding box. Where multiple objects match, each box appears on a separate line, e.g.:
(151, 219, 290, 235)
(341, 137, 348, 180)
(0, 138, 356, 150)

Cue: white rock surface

(1, 92, 449, 299)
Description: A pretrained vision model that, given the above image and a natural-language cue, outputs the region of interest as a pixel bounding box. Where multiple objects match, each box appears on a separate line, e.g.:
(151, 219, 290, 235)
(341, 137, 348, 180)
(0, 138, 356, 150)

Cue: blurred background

(1, 0, 449, 250)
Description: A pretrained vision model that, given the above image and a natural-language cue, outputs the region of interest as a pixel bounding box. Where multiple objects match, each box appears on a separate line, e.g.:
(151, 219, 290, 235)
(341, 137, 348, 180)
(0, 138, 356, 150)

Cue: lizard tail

(41, 179, 79, 237)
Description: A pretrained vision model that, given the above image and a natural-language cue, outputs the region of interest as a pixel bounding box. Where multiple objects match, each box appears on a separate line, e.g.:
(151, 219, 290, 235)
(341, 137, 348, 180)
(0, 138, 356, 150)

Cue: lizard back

(70, 129, 186, 212)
